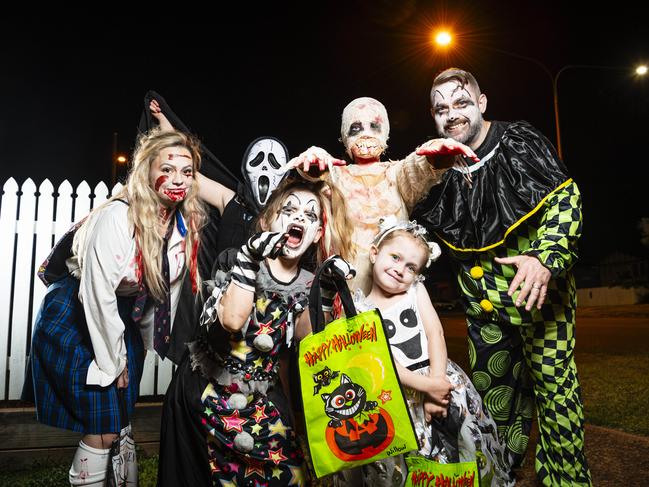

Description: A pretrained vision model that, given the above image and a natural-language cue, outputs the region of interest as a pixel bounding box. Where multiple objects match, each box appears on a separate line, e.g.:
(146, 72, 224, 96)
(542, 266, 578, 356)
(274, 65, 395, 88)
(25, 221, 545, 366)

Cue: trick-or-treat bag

(404, 456, 479, 487)
(107, 389, 138, 487)
(298, 259, 418, 478)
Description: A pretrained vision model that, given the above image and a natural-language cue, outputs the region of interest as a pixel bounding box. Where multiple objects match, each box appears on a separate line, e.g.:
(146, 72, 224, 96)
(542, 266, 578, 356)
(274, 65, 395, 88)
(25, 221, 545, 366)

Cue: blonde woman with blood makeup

(25, 129, 206, 486)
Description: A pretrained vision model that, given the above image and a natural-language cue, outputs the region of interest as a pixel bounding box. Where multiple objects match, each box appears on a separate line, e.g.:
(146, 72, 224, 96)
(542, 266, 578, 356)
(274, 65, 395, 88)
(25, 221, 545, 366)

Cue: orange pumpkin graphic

(325, 407, 395, 461)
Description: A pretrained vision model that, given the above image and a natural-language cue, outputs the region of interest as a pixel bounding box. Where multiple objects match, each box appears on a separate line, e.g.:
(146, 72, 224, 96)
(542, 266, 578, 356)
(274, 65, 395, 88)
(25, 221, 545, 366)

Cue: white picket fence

(0, 177, 173, 401)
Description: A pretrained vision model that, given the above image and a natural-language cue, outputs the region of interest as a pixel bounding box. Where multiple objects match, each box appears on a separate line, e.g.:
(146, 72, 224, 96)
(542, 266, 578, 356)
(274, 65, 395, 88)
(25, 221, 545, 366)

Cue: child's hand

(284, 146, 346, 175)
(423, 396, 448, 421)
(244, 232, 289, 261)
(416, 138, 479, 162)
(149, 99, 174, 132)
(320, 255, 356, 312)
(231, 232, 288, 292)
(423, 375, 454, 406)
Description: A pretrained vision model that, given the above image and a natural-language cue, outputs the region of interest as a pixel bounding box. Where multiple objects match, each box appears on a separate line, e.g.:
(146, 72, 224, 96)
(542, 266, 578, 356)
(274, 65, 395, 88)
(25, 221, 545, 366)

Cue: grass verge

(4, 351, 647, 485)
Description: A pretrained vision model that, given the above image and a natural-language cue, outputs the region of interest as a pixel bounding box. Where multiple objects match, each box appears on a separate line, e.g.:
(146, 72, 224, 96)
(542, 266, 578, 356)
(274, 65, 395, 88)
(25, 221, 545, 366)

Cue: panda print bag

(298, 258, 418, 478)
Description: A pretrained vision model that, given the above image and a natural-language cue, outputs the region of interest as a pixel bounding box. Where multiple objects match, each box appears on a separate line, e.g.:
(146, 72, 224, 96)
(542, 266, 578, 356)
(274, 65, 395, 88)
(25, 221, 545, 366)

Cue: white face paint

(340, 97, 390, 163)
(431, 80, 486, 149)
(243, 137, 289, 208)
(270, 189, 322, 259)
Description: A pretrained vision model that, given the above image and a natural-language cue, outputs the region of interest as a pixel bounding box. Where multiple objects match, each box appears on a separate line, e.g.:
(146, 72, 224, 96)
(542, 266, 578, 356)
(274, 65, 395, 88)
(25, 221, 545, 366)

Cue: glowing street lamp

(111, 132, 129, 185)
(434, 30, 452, 47)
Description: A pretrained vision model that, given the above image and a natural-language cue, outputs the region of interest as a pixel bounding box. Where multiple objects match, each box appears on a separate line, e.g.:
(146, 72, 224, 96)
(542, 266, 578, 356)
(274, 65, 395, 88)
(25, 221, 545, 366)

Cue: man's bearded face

(340, 97, 390, 163)
(431, 80, 485, 148)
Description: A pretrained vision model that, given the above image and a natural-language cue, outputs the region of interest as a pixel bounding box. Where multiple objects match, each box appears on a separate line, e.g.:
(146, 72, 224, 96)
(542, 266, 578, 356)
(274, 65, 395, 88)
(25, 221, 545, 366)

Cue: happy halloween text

(303, 321, 378, 366)
(409, 469, 475, 487)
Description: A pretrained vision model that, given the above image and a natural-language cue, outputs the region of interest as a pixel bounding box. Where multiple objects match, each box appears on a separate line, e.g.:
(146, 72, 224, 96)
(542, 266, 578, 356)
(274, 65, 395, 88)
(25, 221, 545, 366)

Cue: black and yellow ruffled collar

(413, 121, 570, 252)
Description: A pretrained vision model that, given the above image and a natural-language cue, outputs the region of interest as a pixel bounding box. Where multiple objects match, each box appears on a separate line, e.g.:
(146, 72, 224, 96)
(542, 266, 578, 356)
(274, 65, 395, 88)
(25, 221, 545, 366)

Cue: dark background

(1, 2, 648, 265)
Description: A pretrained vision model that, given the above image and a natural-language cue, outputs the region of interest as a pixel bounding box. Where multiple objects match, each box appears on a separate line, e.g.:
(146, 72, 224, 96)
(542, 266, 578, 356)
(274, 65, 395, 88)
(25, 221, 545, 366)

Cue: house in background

(577, 252, 649, 306)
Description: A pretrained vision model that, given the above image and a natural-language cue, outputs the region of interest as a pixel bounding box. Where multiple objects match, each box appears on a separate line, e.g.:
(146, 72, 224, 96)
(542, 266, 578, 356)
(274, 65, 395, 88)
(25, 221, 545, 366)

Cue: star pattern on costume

(268, 447, 288, 465)
(378, 389, 392, 404)
(250, 423, 263, 435)
(229, 339, 252, 361)
(278, 319, 287, 333)
(288, 464, 306, 485)
(204, 406, 213, 416)
(268, 417, 289, 438)
(271, 307, 282, 320)
(268, 438, 279, 449)
(256, 297, 270, 314)
(252, 404, 269, 424)
(244, 456, 266, 478)
(253, 356, 264, 368)
(271, 466, 282, 479)
(221, 410, 247, 433)
(255, 319, 274, 335)
(201, 382, 217, 402)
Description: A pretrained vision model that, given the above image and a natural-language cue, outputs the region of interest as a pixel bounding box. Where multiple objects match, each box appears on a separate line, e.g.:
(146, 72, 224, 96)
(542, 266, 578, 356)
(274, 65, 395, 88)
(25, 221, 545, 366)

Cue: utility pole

(111, 132, 118, 186)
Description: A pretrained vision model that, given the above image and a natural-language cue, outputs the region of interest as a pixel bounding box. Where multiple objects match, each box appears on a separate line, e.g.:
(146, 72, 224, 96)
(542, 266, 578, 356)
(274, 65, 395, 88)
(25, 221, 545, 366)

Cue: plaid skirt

(26, 275, 144, 434)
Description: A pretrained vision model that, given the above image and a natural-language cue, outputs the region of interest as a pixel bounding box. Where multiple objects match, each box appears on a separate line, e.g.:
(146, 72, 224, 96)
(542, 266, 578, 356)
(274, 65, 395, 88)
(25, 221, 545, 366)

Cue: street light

(111, 132, 129, 185)
(433, 30, 452, 47)
(432, 33, 646, 160)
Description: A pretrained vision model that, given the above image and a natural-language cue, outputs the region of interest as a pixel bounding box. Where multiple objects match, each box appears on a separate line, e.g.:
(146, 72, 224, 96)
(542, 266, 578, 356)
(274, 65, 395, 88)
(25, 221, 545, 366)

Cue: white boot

(69, 440, 110, 486)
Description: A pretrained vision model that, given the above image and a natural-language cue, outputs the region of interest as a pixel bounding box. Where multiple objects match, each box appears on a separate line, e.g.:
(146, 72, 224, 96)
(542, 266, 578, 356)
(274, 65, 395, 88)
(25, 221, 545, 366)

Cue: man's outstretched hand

(284, 146, 346, 175)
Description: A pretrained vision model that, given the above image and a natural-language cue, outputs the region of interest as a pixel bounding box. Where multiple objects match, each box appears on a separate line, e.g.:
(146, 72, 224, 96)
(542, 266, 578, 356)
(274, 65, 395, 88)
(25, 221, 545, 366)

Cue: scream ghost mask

(340, 97, 390, 163)
(242, 136, 290, 212)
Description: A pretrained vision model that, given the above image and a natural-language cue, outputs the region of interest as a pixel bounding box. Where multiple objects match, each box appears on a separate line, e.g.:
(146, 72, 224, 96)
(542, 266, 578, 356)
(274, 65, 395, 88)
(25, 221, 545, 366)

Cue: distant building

(598, 252, 649, 287)
(576, 252, 649, 306)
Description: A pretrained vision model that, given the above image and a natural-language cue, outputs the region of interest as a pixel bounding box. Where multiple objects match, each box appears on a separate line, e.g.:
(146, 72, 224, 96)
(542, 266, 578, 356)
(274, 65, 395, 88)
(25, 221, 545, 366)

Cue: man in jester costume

(414, 67, 591, 486)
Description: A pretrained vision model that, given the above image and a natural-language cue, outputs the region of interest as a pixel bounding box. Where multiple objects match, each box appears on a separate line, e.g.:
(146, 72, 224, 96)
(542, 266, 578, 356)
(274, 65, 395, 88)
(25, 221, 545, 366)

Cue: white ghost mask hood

(242, 136, 290, 211)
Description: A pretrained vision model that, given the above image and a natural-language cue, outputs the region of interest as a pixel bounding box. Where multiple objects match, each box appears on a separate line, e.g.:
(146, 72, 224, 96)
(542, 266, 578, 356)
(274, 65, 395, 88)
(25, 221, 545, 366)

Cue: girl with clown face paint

(158, 179, 354, 487)
(269, 188, 324, 259)
(288, 97, 479, 295)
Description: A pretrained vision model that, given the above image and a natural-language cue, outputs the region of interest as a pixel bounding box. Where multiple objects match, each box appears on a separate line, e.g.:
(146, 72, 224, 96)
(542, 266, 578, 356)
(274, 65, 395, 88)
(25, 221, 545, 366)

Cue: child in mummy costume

(288, 97, 478, 295)
(336, 217, 512, 486)
(157, 178, 353, 486)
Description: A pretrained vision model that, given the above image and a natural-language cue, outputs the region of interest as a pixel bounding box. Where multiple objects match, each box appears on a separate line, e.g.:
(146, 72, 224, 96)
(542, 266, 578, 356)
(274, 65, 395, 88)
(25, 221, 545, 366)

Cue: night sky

(2, 3, 648, 265)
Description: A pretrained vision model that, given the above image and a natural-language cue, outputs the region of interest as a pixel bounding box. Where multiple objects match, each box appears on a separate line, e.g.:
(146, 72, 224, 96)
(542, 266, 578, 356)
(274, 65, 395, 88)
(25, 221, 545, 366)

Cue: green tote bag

(404, 456, 479, 487)
(298, 259, 418, 478)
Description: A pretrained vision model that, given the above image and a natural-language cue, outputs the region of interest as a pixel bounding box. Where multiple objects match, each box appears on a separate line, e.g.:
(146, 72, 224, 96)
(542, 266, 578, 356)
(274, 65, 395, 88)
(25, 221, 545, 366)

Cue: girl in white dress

(344, 217, 513, 487)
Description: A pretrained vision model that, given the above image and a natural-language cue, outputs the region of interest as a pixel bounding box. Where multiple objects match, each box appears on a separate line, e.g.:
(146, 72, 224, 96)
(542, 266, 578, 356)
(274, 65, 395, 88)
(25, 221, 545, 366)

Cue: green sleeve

(523, 180, 582, 276)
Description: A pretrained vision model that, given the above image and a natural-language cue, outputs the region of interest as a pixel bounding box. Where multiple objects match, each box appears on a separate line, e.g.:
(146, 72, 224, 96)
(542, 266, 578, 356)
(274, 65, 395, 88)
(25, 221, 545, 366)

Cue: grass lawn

(5, 333, 648, 485)
(578, 352, 649, 436)
(446, 335, 649, 436)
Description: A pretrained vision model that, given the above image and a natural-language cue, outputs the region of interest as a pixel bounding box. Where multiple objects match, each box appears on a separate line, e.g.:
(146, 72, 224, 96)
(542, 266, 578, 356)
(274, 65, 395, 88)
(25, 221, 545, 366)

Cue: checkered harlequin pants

(467, 316, 592, 486)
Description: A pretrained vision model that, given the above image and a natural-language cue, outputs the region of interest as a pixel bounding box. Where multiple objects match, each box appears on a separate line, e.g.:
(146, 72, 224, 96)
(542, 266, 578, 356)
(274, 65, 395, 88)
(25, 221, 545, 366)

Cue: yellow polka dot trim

(480, 299, 494, 312)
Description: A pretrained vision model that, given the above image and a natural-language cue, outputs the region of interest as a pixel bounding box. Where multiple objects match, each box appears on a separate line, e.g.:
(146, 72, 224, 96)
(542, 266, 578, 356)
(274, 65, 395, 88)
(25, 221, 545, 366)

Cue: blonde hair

(76, 128, 206, 302)
(255, 178, 354, 265)
(375, 230, 431, 271)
